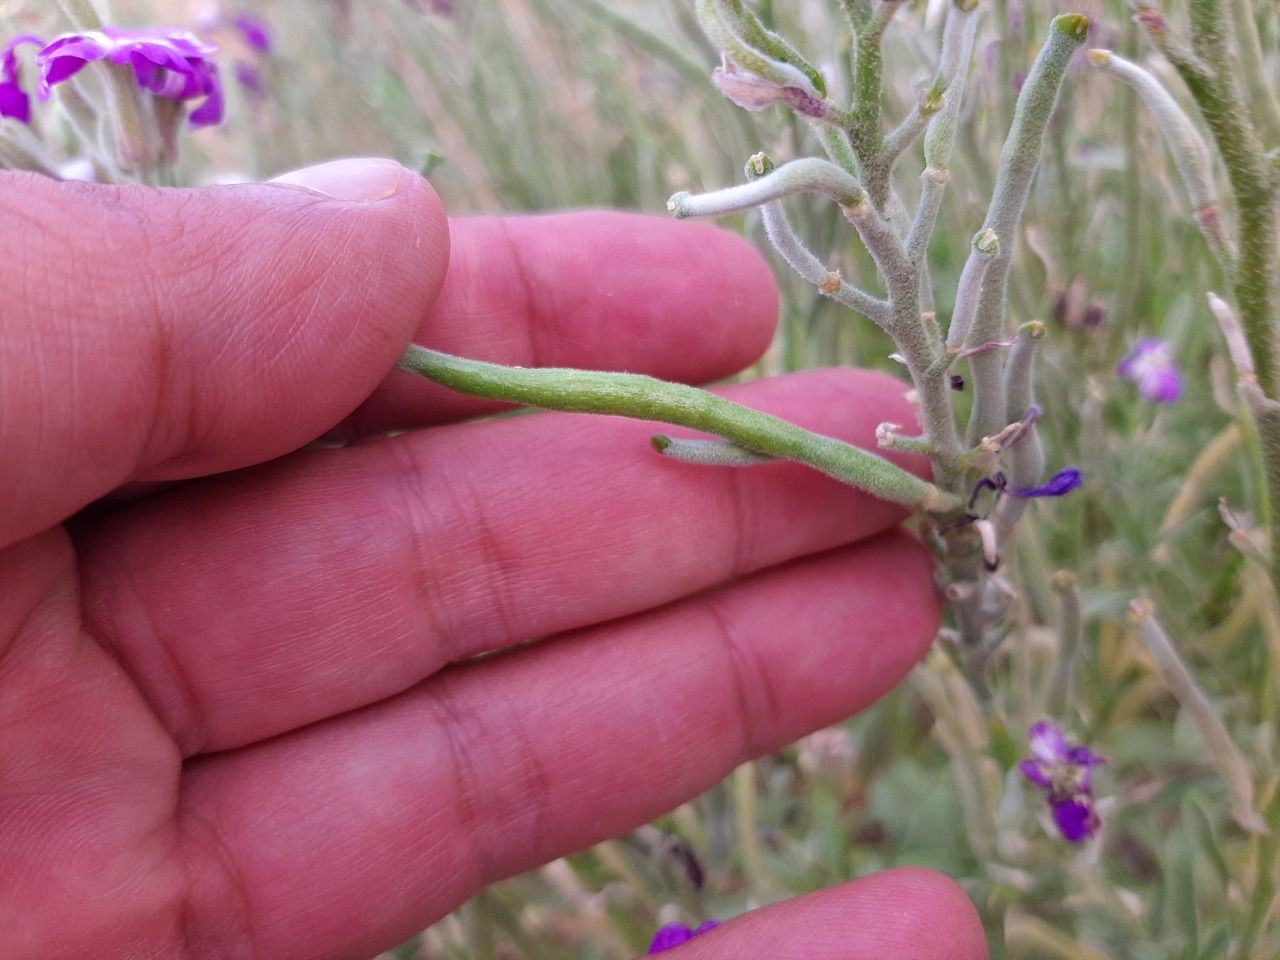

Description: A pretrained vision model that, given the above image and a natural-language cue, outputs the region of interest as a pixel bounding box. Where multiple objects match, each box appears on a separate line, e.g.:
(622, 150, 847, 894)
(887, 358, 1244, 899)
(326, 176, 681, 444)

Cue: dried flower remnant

(1019, 720, 1108, 843)
(1117, 337, 1182, 403)
(649, 920, 719, 953)
(711, 56, 827, 118)
(0, 27, 224, 130)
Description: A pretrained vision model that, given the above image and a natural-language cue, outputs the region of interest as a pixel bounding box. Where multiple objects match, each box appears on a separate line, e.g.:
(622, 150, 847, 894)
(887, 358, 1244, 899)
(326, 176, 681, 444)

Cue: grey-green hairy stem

(1119, 0, 1280, 595)
(966, 14, 1087, 446)
(397, 345, 956, 512)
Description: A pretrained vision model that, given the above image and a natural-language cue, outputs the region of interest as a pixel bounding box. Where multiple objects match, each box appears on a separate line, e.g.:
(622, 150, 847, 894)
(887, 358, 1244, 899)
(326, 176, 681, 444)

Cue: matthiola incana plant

(6, 0, 1278, 953)
(398, 1, 1090, 704)
(392, 1, 1275, 883)
(0, 0, 225, 181)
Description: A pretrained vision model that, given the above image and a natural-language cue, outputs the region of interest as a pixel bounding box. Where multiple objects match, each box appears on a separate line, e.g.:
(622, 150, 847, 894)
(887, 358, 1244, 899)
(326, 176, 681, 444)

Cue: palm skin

(0, 164, 986, 960)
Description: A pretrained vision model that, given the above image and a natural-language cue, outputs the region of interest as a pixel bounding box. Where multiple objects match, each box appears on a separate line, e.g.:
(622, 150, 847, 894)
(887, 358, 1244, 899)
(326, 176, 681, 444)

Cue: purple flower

(711, 56, 827, 118)
(1019, 720, 1108, 843)
(1, 27, 224, 129)
(231, 12, 272, 55)
(649, 920, 719, 953)
(1117, 337, 1182, 403)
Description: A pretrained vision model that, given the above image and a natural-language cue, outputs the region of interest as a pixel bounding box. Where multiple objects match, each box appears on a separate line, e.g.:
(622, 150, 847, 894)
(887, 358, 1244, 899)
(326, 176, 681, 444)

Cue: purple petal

(129, 56, 195, 98)
(1012, 467, 1082, 498)
(2, 34, 44, 84)
(1018, 758, 1052, 789)
(0, 80, 30, 123)
(117, 43, 203, 94)
(648, 924, 695, 953)
(1118, 337, 1181, 404)
(185, 59, 224, 128)
(1067, 746, 1108, 790)
(35, 32, 113, 97)
(712, 61, 826, 118)
(648, 920, 718, 953)
(1051, 798, 1099, 843)
(1065, 745, 1106, 767)
(1116, 337, 1164, 373)
(102, 26, 218, 60)
(1139, 365, 1182, 403)
(1028, 720, 1069, 765)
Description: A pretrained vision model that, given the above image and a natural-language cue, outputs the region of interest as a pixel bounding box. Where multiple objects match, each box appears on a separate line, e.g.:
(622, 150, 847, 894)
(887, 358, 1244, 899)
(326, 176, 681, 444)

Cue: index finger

(330, 211, 780, 437)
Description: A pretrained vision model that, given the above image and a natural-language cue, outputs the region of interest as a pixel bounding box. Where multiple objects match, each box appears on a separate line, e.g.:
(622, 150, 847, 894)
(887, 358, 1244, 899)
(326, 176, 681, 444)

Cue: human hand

(0, 159, 985, 959)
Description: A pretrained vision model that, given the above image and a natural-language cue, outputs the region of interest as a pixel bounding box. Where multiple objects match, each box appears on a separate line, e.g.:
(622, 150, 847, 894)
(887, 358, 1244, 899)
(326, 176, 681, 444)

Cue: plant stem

(1143, 0, 1280, 592)
(1176, 0, 1278, 395)
(966, 15, 1088, 446)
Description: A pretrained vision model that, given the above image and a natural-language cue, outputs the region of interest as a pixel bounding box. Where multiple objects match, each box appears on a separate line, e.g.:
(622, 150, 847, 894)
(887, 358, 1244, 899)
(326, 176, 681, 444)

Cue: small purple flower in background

(1117, 337, 1182, 403)
(711, 56, 827, 118)
(1019, 720, 1108, 843)
(0, 27, 224, 129)
(231, 12, 272, 55)
(194, 10, 272, 100)
(234, 60, 265, 100)
(649, 920, 719, 954)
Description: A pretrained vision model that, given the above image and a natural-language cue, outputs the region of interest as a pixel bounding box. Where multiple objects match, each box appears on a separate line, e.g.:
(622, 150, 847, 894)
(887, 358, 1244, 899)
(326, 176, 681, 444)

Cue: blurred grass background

(7, 0, 1279, 956)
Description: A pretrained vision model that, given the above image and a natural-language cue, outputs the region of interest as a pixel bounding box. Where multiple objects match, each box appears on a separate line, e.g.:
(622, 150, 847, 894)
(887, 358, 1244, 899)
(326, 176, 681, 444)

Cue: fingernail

(269, 157, 405, 202)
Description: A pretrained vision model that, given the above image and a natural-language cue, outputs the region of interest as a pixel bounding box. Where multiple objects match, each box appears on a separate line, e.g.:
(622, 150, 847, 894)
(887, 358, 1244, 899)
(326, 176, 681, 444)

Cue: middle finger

(75, 369, 925, 755)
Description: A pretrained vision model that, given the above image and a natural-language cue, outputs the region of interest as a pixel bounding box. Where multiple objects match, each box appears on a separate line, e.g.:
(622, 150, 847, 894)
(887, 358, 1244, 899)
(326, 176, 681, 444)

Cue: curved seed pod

(668, 157, 865, 218)
(714, 0, 826, 96)
(1088, 50, 1233, 270)
(694, 0, 824, 104)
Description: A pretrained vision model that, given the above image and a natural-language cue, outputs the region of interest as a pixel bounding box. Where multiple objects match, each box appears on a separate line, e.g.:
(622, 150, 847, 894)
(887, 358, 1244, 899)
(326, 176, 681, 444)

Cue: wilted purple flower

(711, 56, 827, 118)
(649, 920, 719, 954)
(1117, 337, 1182, 403)
(971, 467, 1082, 507)
(1019, 720, 1108, 843)
(1012, 466, 1083, 498)
(231, 12, 272, 55)
(0, 27, 223, 129)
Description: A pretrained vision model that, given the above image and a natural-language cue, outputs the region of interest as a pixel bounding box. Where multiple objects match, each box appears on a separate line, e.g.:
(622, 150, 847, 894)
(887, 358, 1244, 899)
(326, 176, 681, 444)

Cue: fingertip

(677, 869, 986, 960)
(861, 868, 988, 960)
(440, 212, 777, 375)
(335, 211, 779, 435)
(136, 162, 452, 475)
(656, 217, 779, 367)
